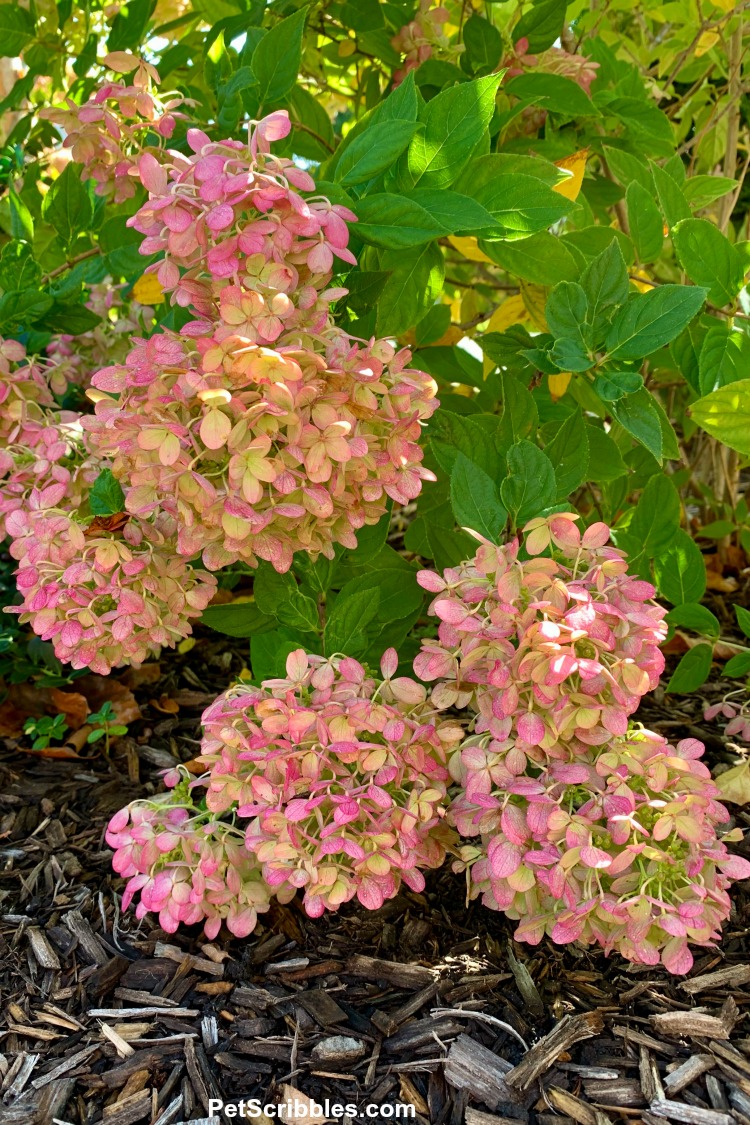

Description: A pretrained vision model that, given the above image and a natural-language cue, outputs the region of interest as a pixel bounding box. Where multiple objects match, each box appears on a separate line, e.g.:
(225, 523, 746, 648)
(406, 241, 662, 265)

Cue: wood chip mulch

(2, 640, 750, 1125)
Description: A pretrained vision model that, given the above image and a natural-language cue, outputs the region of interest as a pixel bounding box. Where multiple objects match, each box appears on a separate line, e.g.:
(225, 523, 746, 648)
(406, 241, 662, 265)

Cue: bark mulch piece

(2, 638, 750, 1123)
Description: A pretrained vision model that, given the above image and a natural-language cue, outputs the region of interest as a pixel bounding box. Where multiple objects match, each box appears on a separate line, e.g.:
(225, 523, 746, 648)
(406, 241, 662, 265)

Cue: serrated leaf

(500, 440, 556, 526)
(654, 528, 706, 605)
(672, 219, 746, 307)
(690, 379, 750, 455)
(90, 470, 126, 516)
(450, 453, 506, 541)
(324, 587, 381, 656)
(605, 285, 707, 361)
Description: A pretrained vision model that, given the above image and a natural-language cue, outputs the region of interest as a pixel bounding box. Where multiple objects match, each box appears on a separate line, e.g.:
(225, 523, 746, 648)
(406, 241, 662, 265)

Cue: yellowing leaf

(448, 235, 493, 263)
(133, 273, 164, 304)
(715, 760, 750, 805)
(178, 637, 196, 654)
(710, 0, 734, 8)
(338, 38, 356, 56)
(549, 372, 572, 400)
(483, 295, 529, 376)
(553, 148, 589, 202)
(695, 30, 720, 56)
(630, 268, 657, 293)
(520, 281, 549, 331)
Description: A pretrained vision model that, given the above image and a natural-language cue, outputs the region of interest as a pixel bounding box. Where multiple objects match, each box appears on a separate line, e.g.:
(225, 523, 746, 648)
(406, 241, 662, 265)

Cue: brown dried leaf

(50, 689, 89, 730)
(119, 663, 162, 688)
(75, 675, 141, 725)
(150, 693, 179, 714)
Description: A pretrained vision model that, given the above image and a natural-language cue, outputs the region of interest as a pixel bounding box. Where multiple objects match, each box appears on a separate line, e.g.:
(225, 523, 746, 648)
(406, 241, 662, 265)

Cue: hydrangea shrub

(105, 516, 750, 973)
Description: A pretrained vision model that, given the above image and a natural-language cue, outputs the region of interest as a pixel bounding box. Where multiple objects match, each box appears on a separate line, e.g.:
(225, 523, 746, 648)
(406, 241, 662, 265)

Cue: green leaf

(44, 303, 102, 335)
(336, 120, 421, 186)
(90, 470, 126, 516)
(578, 240, 630, 341)
(666, 603, 720, 638)
(605, 284, 707, 360)
(626, 181, 663, 263)
(474, 174, 573, 240)
(407, 73, 503, 190)
(736, 605, 750, 640)
(546, 282, 591, 371)
(651, 160, 691, 227)
(725, 652, 750, 677)
(8, 186, 33, 242)
(682, 175, 737, 209)
(500, 441, 556, 526)
(672, 219, 746, 307)
(585, 424, 628, 480)
(325, 587, 381, 656)
(545, 410, 590, 499)
(700, 519, 737, 538)
(251, 631, 307, 681)
(254, 563, 320, 633)
(0, 289, 52, 332)
(666, 643, 713, 693)
(698, 321, 744, 395)
(505, 73, 598, 117)
(431, 410, 504, 478)
(628, 472, 680, 554)
(107, 0, 153, 50)
(407, 189, 498, 237)
(690, 379, 750, 455)
(415, 304, 451, 345)
(611, 389, 664, 461)
(654, 528, 706, 605)
(450, 453, 507, 541)
(498, 374, 538, 450)
(513, 0, 567, 51)
(334, 566, 422, 626)
(479, 231, 578, 286)
(252, 5, 307, 107)
(354, 193, 446, 248)
(608, 98, 674, 152)
(0, 4, 35, 56)
(375, 242, 444, 336)
(592, 371, 643, 402)
(201, 601, 276, 637)
(41, 164, 94, 247)
(463, 13, 502, 72)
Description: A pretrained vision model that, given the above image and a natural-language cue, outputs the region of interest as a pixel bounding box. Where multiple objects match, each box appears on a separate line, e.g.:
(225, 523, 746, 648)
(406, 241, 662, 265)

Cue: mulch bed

(2, 632, 750, 1125)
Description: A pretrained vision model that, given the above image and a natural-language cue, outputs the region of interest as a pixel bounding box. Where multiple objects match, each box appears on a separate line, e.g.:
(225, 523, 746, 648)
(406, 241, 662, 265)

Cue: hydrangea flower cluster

(107, 648, 464, 934)
(0, 336, 91, 539)
(450, 728, 749, 975)
(106, 790, 277, 938)
(6, 509, 216, 674)
(40, 52, 184, 202)
(391, 1, 455, 86)
(414, 513, 667, 748)
(83, 110, 437, 573)
(414, 514, 749, 974)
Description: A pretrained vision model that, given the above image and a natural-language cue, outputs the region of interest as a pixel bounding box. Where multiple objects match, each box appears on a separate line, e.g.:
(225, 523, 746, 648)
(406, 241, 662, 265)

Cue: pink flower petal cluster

(40, 52, 184, 202)
(504, 37, 600, 95)
(83, 111, 437, 573)
(391, 1, 454, 85)
(46, 279, 157, 394)
(106, 788, 276, 938)
(198, 648, 463, 917)
(450, 727, 750, 975)
(705, 695, 750, 742)
(5, 509, 216, 674)
(414, 513, 667, 748)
